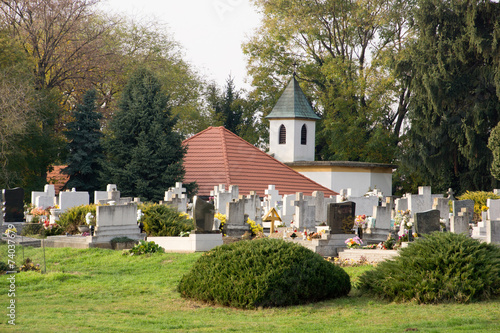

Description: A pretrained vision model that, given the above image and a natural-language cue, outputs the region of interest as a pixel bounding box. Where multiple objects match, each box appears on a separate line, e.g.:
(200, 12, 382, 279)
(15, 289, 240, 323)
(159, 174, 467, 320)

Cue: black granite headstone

(327, 201, 356, 234)
(3, 188, 24, 222)
(192, 196, 215, 232)
(414, 209, 441, 235)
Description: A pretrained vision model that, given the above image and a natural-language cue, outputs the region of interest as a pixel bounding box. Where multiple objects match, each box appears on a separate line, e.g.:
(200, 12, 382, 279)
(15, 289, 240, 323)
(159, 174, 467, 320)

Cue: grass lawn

(0, 244, 499, 332)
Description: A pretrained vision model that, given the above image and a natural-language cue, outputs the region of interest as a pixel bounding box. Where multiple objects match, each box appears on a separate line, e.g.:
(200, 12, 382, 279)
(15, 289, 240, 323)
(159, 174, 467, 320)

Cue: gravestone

(93, 203, 144, 242)
(32, 184, 57, 209)
(294, 192, 316, 230)
(487, 198, 500, 220)
(414, 209, 441, 235)
(59, 188, 89, 211)
(349, 192, 381, 216)
(241, 191, 261, 224)
(281, 194, 295, 225)
(452, 200, 474, 220)
(95, 184, 117, 204)
(450, 208, 470, 235)
(486, 220, 500, 244)
(262, 185, 282, 214)
(192, 196, 215, 232)
(433, 197, 450, 229)
(394, 197, 408, 214)
(164, 194, 187, 213)
(327, 201, 355, 234)
(3, 188, 24, 222)
(164, 182, 186, 201)
(211, 184, 239, 215)
(225, 199, 249, 236)
(372, 205, 392, 230)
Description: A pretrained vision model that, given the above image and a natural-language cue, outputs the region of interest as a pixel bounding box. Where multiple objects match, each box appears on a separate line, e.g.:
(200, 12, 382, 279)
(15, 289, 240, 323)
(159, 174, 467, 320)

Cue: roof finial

(292, 60, 297, 78)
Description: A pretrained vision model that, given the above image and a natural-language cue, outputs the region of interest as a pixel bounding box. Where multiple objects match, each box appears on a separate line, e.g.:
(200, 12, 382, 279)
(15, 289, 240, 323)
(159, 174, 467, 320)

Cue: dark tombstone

(192, 196, 215, 232)
(414, 209, 441, 235)
(452, 200, 474, 221)
(3, 188, 24, 222)
(327, 201, 356, 234)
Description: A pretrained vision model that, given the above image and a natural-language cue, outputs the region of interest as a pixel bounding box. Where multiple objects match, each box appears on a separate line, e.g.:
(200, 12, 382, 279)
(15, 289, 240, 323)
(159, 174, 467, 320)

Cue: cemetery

(3, 181, 500, 256)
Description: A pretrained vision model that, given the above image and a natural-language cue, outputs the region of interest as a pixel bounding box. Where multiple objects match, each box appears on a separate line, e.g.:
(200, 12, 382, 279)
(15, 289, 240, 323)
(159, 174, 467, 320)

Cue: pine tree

(101, 67, 186, 201)
(63, 89, 103, 193)
(402, 0, 500, 193)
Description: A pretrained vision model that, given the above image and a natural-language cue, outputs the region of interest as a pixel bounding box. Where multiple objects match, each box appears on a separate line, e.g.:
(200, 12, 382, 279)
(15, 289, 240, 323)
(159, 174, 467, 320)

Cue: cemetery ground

(1, 245, 499, 333)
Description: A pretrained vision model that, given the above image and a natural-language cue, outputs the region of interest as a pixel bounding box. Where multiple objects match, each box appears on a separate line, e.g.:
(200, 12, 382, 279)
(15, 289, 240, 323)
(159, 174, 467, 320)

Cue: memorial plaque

(3, 188, 24, 222)
(327, 201, 356, 234)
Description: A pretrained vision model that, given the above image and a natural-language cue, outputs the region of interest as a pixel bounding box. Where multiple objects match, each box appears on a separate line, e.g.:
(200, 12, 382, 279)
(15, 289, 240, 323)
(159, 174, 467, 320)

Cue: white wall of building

(297, 169, 392, 197)
(269, 118, 316, 163)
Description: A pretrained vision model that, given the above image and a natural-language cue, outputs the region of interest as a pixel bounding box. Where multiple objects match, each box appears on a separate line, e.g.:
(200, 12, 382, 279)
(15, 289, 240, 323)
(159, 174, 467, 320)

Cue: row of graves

(162, 184, 500, 256)
(2, 183, 500, 253)
(1, 185, 145, 248)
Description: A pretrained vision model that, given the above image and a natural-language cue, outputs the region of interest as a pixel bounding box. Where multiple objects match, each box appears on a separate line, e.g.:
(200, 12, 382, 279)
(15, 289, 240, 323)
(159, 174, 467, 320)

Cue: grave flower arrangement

(394, 209, 412, 230)
(345, 236, 363, 248)
(85, 212, 96, 226)
(30, 206, 49, 223)
(3, 226, 17, 237)
(354, 214, 367, 228)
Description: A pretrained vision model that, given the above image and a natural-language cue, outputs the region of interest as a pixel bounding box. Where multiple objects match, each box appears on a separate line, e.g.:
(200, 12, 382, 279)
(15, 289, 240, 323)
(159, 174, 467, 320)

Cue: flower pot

(77, 225, 90, 233)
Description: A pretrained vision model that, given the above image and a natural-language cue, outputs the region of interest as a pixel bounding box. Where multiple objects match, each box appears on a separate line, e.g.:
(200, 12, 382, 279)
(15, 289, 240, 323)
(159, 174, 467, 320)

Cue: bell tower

(266, 76, 319, 163)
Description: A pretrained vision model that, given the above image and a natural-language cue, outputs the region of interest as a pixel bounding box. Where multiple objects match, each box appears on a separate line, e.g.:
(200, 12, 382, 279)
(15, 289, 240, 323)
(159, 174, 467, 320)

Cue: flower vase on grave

(357, 227, 363, 240)
(407, 228, 413, 242)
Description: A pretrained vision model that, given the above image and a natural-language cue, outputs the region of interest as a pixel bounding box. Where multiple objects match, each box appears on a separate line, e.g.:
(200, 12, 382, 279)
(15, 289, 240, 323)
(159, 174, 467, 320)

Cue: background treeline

(1, 0, 500, 200)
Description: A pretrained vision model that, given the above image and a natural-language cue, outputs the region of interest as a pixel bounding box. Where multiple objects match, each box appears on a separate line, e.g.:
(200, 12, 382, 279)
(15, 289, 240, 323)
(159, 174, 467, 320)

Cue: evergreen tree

(63, 89, 103, 193)
(102, 67, 186, 202)
(402, 0, 500, 193)
(212, 76, 243, 135)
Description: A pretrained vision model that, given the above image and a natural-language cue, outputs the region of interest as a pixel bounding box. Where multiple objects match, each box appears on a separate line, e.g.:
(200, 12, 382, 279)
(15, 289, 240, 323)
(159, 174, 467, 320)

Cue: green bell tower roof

(266, 76, 320, 120)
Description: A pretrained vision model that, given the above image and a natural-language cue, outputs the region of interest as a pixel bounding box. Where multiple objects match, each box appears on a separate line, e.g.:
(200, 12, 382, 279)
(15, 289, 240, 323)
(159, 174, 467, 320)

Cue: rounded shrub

(140, 203, 194, 236)
(358, 232, 500, 303)
(58, 204, 96, 234)
(178, 238, 351, 309)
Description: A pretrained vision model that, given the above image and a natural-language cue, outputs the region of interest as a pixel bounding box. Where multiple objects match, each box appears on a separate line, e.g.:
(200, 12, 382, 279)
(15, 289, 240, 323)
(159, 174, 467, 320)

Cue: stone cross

(263, 185, 282, 213)
(165, 182, 186, 201)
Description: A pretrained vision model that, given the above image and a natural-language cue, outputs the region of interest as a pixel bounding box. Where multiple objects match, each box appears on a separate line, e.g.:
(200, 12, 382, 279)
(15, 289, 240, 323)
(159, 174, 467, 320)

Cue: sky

(99, 0, 263, 90)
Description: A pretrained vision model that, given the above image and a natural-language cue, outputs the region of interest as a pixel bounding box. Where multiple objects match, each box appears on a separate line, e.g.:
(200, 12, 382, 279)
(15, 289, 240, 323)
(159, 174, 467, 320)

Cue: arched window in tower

(301, 124, 307, 145)
(279, 124, 286, 144)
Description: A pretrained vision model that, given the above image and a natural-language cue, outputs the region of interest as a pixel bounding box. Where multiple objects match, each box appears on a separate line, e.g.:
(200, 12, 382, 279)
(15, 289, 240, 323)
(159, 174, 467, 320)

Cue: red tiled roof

(182, 126, 338, 197)
(46, 165, 69, 196)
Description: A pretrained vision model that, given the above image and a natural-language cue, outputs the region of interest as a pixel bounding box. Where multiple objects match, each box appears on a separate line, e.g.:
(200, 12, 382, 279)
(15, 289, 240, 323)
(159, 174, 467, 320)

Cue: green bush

(125, 240, 164, 255)
(140, 203, 194, 236)
(21, 223, 44, 236)
(178, 238, 351, 309)
(21, 223, 64, 237)
(57, 204, 96, 234)
(358, 232, 500, 303)
(0, 261, 9, 273)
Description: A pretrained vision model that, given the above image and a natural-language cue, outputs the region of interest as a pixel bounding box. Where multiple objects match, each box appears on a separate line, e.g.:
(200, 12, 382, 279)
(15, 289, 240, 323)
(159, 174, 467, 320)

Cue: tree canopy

(243, 0, 415, 163)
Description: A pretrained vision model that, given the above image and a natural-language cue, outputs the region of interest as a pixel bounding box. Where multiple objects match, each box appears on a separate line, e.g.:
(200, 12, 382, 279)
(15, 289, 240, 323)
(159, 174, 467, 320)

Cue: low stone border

(338, 249, 399, 263)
